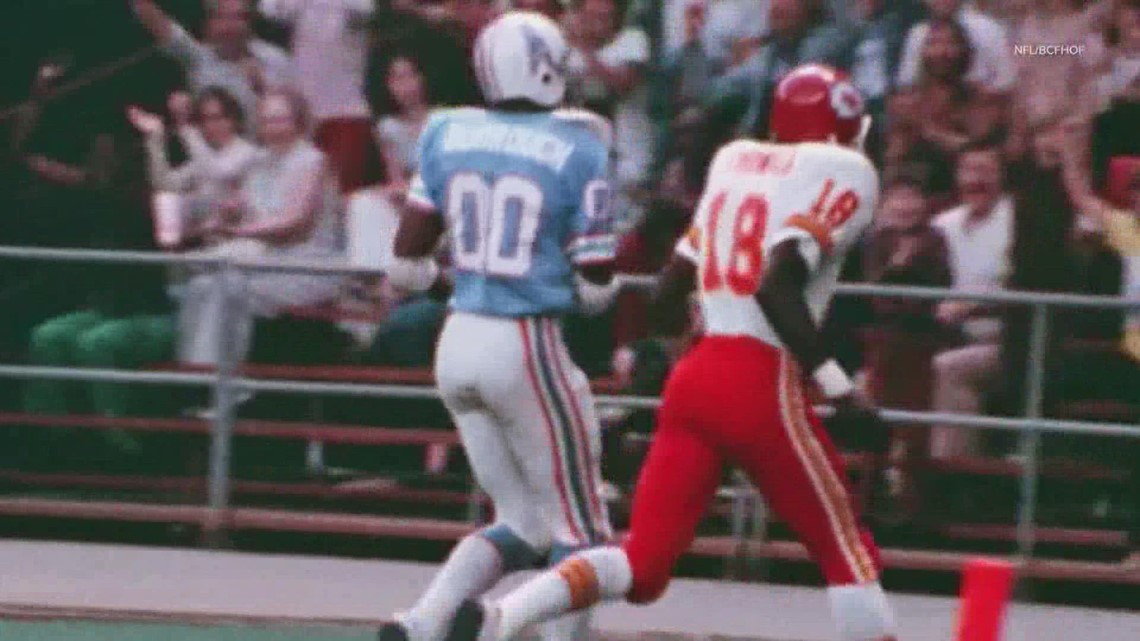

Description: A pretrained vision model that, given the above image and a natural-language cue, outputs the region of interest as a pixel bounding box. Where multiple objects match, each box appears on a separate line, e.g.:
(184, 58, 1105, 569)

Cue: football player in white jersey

(441, 64, 900, 641)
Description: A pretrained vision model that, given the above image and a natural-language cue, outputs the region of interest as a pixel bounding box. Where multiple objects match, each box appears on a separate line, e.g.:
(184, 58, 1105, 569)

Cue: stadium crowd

(0, 0, 1138, 562)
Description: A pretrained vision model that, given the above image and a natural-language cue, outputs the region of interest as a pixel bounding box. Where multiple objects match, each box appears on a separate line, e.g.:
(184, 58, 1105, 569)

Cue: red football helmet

(769, 64, 870, 148)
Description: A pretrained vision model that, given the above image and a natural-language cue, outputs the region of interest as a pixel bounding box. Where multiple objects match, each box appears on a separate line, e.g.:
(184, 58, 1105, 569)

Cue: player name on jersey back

(413, 108, 616, 318)
(727, 146, 797, 177)
(679, 140, 880, 347)
(440, 121, 575, 172)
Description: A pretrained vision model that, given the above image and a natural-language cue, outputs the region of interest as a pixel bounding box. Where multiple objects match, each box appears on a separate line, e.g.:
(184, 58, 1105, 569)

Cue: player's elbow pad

(387, 256, 440, 293)
(576, 274, 619, 316)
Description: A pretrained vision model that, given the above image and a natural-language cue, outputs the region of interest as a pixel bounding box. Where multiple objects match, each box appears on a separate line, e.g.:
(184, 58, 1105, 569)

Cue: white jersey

(675, 140, 879, 347)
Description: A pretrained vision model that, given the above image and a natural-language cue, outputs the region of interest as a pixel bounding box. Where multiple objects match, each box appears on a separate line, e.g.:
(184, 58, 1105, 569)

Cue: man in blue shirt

(380, 12, 619, 641)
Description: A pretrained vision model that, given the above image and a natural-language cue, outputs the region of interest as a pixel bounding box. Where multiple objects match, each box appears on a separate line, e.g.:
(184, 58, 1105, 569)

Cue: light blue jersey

(407, 107, 616, 317)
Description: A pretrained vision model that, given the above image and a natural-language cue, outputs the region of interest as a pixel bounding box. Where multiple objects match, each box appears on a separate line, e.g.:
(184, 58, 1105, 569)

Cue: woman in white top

(341, 54, 436, 335)
(129, 87, 259, 246)
(374, 54, 433, 199)
(178, 88, 345, 367)
(348, 54, 434, 276)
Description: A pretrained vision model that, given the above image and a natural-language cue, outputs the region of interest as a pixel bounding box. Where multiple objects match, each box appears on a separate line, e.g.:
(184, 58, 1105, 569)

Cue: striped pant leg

(498, 317, 611, 548)
(737, 352, 882, 586)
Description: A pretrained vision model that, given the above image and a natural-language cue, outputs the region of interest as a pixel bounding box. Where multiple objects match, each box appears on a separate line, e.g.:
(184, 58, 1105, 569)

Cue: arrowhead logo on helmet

(769, 63, 868, 148)
(830, 81, 864, 120)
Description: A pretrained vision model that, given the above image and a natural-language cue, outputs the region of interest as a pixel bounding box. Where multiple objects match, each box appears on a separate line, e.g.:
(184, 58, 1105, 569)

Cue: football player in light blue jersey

(379, 11, 617, 641)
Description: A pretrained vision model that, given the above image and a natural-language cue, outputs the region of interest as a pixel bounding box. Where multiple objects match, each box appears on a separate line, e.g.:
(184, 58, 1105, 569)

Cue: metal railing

(1, 245, 1138, 565)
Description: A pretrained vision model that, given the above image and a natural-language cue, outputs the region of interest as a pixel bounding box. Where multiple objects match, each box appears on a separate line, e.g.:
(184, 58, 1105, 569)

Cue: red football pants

(622, 336, 882, 603)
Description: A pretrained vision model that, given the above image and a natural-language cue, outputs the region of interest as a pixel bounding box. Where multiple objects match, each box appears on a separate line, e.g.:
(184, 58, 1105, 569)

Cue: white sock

(579, 547, 634, 599)
(536, 610, 593, 641)
(496, 568, 573, 641)
(404, 534, 504, 641)
(497, 547, 631, 641)
(827, 582, 897, 641)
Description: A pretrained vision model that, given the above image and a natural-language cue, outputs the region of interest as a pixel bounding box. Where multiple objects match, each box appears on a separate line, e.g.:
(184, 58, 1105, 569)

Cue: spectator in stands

(911, 17, 979, 157)
(128, 88, 259, 248)
(343, 53, 437, 341)
(987, 118, 1088, 459)
(723, 0, 853, 136)
(929, 139, 1015, 460)
(178, 88, 345, 368)
(390, 0, 496, 47)
(3, 55, 96, 332)
(708, 0, 770, 66)
(1015, 0, 1108, 122)
(964, 88, 1008, 143)
(632, 0, 765, 75)
(375, 54, 433, 199)
(1059, 126, 1140, 568)
(894, 17, 1010, 175)
(352, 52, 434, 237)
(882, 86, 956, 205)
(131, 0, 293, 131)
(650, 1, 738, 183)
(1062, 172, 1140, 366)
(847, 0, 916, 162)
(895, 0, 1015, 94)
(849, 0, 913, 112)
(1097, 0, 1140, 110)
(259, 0, 380, 194)
(655, 107, 715, 212)
(862, 167, 951, 522)
(371, 1, 481, 107)
(1091, 0, 1140, 187)
(21, 106, 173, 467)
(882, 17, 994, 200)
(657, 0, 718, 121)
(565, 0, 654, 207)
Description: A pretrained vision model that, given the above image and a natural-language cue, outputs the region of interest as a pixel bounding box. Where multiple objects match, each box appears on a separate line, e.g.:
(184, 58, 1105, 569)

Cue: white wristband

(387, 256, 440, 293)
(575, 273, 619, 316)
(812, 360, 855, 399)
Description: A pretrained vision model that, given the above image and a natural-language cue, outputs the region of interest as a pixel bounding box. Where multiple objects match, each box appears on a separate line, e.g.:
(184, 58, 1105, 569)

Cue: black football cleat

(445, 599, 487, 641)
(378, 621, 410, 641)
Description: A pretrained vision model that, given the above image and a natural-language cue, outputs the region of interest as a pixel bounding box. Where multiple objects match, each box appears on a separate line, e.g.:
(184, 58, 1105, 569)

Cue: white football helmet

(473, 11, 568, 108)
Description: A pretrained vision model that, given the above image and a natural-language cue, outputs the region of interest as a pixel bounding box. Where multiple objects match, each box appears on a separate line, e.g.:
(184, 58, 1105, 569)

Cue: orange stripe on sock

(557, 558, 600, 611)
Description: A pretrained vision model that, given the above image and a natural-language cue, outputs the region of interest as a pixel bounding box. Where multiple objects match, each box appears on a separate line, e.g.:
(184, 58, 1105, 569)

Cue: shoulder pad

(709, 139, 761, 174)
(427, 106, 488, 126)
(797, 142, 876, 170)
(717, 138, 770, 157)
(551, 108, 613, 150)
